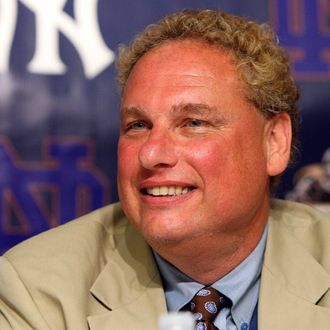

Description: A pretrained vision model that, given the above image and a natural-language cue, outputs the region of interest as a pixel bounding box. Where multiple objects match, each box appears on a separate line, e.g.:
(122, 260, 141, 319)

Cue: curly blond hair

(117, 9, 300, 187)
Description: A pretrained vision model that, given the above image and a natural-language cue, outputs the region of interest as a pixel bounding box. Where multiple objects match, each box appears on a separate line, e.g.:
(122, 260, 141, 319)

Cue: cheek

(183, 139, 225, 180)
(118, 140, 140, 180)
(187, 141, 220, 161)
(185, 135, 266, 187)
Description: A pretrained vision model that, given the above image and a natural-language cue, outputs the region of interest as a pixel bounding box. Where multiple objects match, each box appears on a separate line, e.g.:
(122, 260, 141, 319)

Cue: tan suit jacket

(0, 200, 329, 329)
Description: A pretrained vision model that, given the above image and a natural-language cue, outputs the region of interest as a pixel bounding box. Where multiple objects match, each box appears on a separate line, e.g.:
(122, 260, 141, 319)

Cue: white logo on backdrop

(0, 0, 114, 79)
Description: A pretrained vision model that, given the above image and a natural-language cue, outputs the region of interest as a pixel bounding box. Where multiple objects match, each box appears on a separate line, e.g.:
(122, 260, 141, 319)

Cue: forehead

(121, 40, 248, 116)
(126, 40, 240, 86)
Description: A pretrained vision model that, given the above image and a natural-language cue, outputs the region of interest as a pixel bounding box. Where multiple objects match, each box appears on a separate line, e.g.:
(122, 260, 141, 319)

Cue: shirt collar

(153, 224, 268, 326)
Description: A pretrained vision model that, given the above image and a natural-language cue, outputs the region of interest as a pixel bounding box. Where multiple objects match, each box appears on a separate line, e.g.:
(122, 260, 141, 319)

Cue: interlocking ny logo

(0, 0, 114, 78)
(270, 0, 330, 79)
(0, 138, 110, 237)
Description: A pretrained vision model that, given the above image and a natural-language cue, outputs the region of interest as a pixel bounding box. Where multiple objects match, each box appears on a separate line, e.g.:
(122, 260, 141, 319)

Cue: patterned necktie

(190, 287, 223, 330)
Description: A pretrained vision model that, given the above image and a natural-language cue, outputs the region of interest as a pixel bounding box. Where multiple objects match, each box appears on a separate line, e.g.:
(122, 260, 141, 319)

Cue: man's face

(118, 40, 276, 247)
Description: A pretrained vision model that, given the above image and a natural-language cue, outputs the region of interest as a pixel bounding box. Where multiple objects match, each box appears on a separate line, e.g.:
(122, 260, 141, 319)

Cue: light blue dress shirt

(153, 224, 268, 330)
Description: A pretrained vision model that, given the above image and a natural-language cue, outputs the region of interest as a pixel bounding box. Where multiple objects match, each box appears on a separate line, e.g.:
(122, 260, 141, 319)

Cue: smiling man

(118, 39, 275, 286)
(1, 9, 330, 330)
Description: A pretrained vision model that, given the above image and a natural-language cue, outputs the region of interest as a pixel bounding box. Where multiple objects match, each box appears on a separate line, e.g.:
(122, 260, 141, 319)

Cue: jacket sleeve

(0, 256, 50, 330)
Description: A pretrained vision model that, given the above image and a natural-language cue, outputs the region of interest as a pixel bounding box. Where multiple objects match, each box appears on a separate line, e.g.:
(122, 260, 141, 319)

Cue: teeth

(152, 187, 160, 196)
(159, 186, 168, 195)
(182, 187, 188, 195)
(146, 186, 192, 196)
(168, 187, 175, 195)
(175, 186, 182, 195)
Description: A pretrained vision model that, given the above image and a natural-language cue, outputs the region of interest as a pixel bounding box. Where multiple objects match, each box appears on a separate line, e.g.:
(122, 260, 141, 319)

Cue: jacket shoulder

(270, 199, 330, 226)
(270, 199, 330, 265)
(0, 203, 131, 329)
(4, 202, 129, 275)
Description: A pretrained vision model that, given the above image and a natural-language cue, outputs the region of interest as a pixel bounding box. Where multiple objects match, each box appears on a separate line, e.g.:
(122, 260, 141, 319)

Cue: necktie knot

(190, 287, 223, 330)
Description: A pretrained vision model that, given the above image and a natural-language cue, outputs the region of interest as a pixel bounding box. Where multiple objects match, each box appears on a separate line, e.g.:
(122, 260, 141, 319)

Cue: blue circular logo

(194, 312, 203, 321)
(196, 322, 207, 330)
(205, 301, 217, 314)
(240, 322, 249, 330)
(197, 289, 211, 296)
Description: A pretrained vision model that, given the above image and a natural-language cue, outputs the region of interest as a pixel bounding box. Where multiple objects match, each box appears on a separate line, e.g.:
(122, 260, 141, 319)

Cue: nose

(139, 129, 178, 170)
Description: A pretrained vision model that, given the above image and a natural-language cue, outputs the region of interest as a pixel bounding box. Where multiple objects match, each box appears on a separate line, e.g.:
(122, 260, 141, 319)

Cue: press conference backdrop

(0, 0, 329, 252)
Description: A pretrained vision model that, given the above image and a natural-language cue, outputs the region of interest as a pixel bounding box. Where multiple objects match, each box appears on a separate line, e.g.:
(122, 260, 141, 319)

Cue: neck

(152, 213, 267, 285)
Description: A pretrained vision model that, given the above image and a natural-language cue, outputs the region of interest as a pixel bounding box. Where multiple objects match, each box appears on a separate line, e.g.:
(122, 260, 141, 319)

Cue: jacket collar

(259, 204, 330, 329)
(87, 220, 167, 329)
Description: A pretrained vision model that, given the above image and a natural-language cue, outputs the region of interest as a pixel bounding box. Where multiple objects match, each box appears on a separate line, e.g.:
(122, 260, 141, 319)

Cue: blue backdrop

(0, 0, 329, 252)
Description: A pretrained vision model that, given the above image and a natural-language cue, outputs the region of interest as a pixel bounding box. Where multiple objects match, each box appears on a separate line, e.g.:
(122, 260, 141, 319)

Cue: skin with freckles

(118, 40, 292, 284)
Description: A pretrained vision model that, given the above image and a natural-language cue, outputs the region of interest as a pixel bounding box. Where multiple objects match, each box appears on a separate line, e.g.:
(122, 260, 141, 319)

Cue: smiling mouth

(141, 186, 196, 196)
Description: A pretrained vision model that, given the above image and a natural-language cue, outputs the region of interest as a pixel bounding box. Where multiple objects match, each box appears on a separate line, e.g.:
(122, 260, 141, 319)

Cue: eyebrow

(121, 103, 215, 117)
(120, 103, 228, 124)
(171, 103, 216, 117)
(120, 106, 145, 121)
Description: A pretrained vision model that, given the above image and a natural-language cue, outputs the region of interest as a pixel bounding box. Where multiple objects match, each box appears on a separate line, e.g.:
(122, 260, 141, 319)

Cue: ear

(265, 112, 292, 177)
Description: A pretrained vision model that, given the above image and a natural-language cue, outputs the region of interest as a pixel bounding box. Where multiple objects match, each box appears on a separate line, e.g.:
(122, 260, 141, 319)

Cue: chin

(139, 220, 191, 246)
(145, 233, 188, 253)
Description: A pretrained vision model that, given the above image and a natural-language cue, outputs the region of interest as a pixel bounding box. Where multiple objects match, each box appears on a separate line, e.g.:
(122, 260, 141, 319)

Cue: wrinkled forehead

(121, 39, 250, 115)
(125, 40, 241, 90)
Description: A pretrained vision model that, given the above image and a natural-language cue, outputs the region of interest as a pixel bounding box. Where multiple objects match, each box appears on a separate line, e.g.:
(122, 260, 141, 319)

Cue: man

(1, 9, 330, 330)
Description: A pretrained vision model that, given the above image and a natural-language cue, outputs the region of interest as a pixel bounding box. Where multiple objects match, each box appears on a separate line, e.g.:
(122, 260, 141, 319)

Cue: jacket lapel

(259, 213, 330, 330)
(87, 221, 167, 329)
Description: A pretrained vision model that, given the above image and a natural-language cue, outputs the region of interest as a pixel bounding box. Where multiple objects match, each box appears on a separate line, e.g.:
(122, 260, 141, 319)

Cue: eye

(127, 121, 147, 131)
(184, 119, 205, 128)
